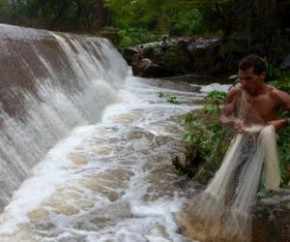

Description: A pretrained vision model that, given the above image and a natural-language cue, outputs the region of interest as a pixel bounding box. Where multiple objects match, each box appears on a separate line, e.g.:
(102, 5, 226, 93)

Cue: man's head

(238, 55, 267, 95)
(239, 54, 267, 75)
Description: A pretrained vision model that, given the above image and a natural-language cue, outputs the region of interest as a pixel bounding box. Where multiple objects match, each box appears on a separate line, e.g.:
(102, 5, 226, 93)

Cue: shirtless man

(220, 54, 290, 132)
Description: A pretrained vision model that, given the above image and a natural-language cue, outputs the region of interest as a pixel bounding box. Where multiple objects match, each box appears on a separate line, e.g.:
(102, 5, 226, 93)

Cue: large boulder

(123, 37, 225, 78)
(253, 190, 290, 242)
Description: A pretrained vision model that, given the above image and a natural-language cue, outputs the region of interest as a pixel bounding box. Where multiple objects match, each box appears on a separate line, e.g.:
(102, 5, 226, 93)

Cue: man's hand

(234, 119, 246, 133)
(267, 119, 287, 132)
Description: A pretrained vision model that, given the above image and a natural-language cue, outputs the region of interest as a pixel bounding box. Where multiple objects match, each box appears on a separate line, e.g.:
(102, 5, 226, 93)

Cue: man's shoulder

(268, 85, 286, 97)
(228, 86, 242, 96)
(225, 86, 242, 102)
(267, 85, 290, 104)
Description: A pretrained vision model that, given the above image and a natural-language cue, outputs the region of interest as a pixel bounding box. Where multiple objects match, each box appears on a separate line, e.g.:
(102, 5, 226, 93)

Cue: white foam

(200, 83, 232, 93)
(0, 76, 231, 241)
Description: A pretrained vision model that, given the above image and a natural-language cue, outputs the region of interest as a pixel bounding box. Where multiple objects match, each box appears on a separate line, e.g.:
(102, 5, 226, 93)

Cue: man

(220, 54, 290, 133)
(219, 54, 290, 190)
(177, 55, 290, 241)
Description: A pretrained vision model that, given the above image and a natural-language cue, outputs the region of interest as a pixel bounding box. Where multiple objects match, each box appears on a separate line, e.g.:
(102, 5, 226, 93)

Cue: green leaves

(1, 0, 106, 32)
(158, 92, 180, 104)
(203, 90, 226, 114)
(167, 95, 179, 104)
(184, 113, 198, 123)
(118, 28, 159, 47)
(181, 89, 231, 183)
(0, 0, 12, 20)
(104, 0, 203, 37)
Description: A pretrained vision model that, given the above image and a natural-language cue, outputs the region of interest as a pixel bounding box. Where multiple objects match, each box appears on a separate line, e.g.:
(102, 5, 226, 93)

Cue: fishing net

(177, 90, 281, 242)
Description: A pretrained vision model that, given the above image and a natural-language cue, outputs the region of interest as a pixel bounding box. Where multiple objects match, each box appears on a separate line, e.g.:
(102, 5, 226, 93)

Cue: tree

(104, 0, 199, 34)
(0, 0, 107, 32)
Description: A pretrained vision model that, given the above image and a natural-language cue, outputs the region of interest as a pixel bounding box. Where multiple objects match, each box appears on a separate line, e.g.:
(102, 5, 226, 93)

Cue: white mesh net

(177, 90, 281, 242)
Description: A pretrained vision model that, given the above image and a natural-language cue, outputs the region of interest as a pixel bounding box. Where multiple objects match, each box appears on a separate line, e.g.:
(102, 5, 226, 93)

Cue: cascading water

(0, 24, 128, 210)
(0, 24, 234, 242)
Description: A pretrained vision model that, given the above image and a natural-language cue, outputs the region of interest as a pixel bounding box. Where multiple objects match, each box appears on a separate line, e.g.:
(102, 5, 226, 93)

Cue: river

(0, 73, 229, 241)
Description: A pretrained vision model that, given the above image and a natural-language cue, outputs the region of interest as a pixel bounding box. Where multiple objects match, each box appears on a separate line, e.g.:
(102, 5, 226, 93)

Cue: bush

(182, 90, 232, 184)
(118, 28, 160, 47)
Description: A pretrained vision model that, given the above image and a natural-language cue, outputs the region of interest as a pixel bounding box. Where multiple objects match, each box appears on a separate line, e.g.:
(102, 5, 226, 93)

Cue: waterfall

(0, 24, 129, 210)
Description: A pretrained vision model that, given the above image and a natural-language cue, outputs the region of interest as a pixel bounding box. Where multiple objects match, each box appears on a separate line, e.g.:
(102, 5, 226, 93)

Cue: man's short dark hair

(239, 55, 267, 75)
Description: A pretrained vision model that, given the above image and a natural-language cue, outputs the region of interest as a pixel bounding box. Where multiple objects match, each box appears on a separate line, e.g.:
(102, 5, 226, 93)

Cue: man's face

(238, 67, 266, 95)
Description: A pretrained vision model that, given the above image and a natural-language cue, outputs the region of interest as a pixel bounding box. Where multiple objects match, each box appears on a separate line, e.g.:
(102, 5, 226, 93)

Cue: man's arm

(219, 87, 243, 129)
(275, 89, 290, 111)
(268, 89, 290, 131)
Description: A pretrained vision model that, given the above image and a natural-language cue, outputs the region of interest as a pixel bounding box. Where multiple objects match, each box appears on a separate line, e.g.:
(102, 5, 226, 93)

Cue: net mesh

(177, 90, 281, 242)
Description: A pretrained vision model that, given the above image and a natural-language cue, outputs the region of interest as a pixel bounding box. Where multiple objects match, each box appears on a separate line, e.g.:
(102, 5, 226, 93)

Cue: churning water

(0, 75, 228, 242)
(0, 23, 232, 242)
(0, 23, 128, 210)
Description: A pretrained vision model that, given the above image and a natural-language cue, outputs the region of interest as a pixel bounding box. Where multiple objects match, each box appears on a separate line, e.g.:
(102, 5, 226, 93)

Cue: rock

(253, 189, 290, 242)
(122, 47, 139, 64)
(132, 58, 174, 77)
(123, 37, 225, 78)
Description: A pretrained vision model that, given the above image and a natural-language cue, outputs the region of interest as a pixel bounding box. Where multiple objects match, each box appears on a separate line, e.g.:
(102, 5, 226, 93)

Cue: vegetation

(0, 0, 288, 76)
(0, 1, 288, 53)
(105, 0, 290, 64)
(0, 0, 106, 32)
(268, 68, 290, 186)
(181, 90, 232, 184)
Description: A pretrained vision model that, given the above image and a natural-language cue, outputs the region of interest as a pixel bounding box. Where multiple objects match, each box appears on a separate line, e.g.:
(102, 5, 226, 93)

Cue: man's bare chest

(247, 95, 277, 120)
